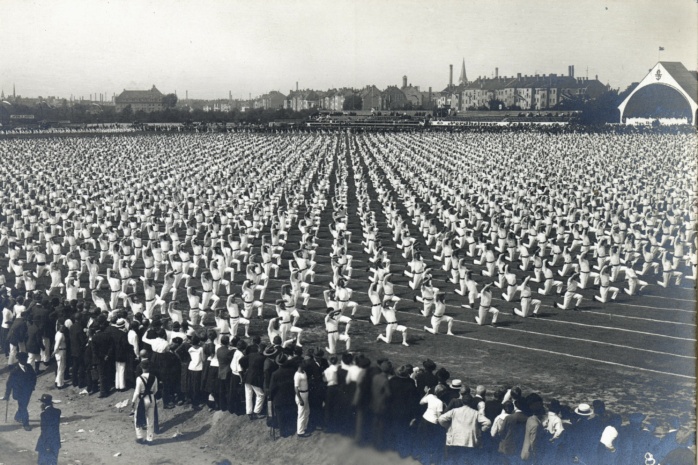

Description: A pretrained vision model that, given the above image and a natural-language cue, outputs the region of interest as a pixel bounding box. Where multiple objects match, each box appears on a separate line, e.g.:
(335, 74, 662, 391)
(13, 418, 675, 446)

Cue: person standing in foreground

(35, 394, 61, 465)
(131, 360, 158, 445)
(1, 352, 37, 430)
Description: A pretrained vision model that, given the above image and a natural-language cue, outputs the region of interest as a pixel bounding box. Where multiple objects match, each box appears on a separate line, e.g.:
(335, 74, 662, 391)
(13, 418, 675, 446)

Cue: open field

(0, 130, 695, 464)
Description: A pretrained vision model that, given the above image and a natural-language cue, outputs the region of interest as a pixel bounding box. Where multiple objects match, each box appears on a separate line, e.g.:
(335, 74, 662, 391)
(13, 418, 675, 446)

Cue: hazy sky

(1, 0, 696, 100)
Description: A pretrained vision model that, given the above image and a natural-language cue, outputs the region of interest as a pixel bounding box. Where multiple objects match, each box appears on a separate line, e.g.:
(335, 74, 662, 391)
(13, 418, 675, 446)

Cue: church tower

(459, 58, 468, 85)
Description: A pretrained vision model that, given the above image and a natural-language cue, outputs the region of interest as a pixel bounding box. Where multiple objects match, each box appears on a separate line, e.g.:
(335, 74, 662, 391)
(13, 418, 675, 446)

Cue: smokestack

(449, 65, 453, 87)
(568, 65, 575, 78)
(402, 75, 407, 88)
(296, 81, 298, 92)
(495, 67, 499, 78)
(517, 73, 522, 81)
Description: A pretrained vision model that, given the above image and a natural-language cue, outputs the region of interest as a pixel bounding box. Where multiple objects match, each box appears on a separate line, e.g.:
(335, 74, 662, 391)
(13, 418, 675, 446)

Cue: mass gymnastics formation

(0, 130, 695, 465)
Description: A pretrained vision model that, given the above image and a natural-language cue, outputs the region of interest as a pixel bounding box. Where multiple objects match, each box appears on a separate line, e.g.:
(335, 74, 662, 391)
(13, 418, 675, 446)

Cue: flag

(659, 46, 665, 51)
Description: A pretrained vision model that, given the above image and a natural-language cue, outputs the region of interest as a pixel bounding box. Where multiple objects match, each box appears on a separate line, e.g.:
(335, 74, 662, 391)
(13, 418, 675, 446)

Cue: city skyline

(1, 0, 696, 100)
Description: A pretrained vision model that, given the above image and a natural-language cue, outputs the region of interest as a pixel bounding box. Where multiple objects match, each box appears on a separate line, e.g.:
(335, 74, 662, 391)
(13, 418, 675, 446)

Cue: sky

(0, 0, 696, 100)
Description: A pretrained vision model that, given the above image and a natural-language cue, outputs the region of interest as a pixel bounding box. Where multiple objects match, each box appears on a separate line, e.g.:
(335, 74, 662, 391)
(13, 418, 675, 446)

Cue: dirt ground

(0, 131, 695, 465)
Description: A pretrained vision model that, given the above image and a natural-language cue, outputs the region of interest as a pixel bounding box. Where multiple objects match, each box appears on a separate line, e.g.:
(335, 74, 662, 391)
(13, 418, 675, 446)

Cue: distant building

(461, 67, 608, 111)
(383, 86, 407, 110)
(254, 91, 286, 110)
(618, 62, 697, 125)
(359, 85, 383, 111)
(284, 90, 319, 111)
(115, 85, 164, 112)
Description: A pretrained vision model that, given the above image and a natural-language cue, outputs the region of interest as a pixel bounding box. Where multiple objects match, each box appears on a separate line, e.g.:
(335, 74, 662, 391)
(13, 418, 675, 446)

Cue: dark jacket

(369, 372, 391, 414)
(91, 330, 113, 364)
(111, 328, 131, 363)
(269, 365, 296, 407)
(386, 375, 420, 424)
(498, 410, 529, 456)
(7, 317, 27, 346)
(240, 351, 265, 388)
(26, 323, 44, 354)
(36, 405, 61, 454)
(69, 320, 87, 358)
(4, 363, 37, 402)
(216, 346, 234, 380)
(30, 305, 51, 337)
(263, 357, 278, 393)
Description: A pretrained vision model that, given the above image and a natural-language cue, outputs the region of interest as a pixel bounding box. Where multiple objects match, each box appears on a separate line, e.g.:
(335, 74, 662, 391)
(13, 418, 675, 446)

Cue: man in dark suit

(386, 364, 420, 457)
(240, 342, 266, 420)
(90, 322, 114, 397)
(1, 352, 37, 430)
(369, 360, 392, 450)
(269, 353, 296, 437)
(497, 398, 529, 458)
(215, 336, 233, 412)
(35, 394, 61, 465)
(304, 348, 325, 432)
(25, 316, 45, 373)
(29, 302, 52, 367)
(69, 312, 88, 388)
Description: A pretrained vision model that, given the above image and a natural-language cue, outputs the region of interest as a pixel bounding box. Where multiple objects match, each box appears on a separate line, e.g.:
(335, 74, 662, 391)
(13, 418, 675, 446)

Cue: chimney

(569, 65, 575, 78)
(186, 90, 188, 100)
(402, 75, 407, 88)
(449, 64, 453, 87)
(595, 74, 598, 81)
(517, 73, 522, 81)
(495, 67, 499, 78)
(296, 81, 299, 92)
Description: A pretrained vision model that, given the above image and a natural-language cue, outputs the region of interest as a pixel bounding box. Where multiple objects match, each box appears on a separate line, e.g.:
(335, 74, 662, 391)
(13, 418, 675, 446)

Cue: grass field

(0, 131, 694, 465)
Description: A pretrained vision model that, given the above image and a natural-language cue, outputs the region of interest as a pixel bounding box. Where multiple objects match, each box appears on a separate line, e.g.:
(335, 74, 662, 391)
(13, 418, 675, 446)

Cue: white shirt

(54, 330, 66, 352)
(420, 394, 444, 424)
(323, 365, 338, 386)
(230, 349, 244, 376)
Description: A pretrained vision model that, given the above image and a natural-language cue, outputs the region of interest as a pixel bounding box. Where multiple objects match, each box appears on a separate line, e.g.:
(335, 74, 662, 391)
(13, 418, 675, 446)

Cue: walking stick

(4, 397, 8, 423)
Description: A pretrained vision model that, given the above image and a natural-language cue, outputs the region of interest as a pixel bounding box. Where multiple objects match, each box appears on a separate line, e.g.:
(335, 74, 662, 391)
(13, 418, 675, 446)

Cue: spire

(13, 83, 16, 99)
(459, 59, 467, 85)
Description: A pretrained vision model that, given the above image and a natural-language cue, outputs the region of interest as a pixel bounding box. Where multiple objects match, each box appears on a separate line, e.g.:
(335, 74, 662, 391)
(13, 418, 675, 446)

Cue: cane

(4, 397, 8, 423)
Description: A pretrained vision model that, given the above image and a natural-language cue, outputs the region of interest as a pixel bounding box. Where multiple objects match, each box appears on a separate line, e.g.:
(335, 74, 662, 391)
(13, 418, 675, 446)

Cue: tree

(342, 94, 362, 111)
(162, 93, 178, 108)
(119, 104, 133, 123)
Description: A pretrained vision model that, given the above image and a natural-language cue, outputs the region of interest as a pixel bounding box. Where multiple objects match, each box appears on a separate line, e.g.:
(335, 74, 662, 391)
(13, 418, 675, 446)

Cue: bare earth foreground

(0, 130, 695, 465)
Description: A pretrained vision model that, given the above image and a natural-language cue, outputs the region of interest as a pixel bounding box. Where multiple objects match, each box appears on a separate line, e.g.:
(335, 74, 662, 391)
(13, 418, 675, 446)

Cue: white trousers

(244, 384, 265, 415)
(115, 362, 126, 390)
(134, 397, 155, 442)
(55, 349, 67, 387)
(296, 391, 309, 435)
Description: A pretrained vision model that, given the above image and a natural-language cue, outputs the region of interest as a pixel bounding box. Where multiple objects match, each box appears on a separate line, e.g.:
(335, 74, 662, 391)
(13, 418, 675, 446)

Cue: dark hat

(38, 394, 53, 405)
(396, 365, 410, 378)
(272, 336, 282, 346)
(435, 367, 450, 382)
(422, 359, 436, 371)
(275, 353, 289, 367)
(380, 361, 392, 374)
(356, 355, 371, 369)
(263, 345, 280, 358)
